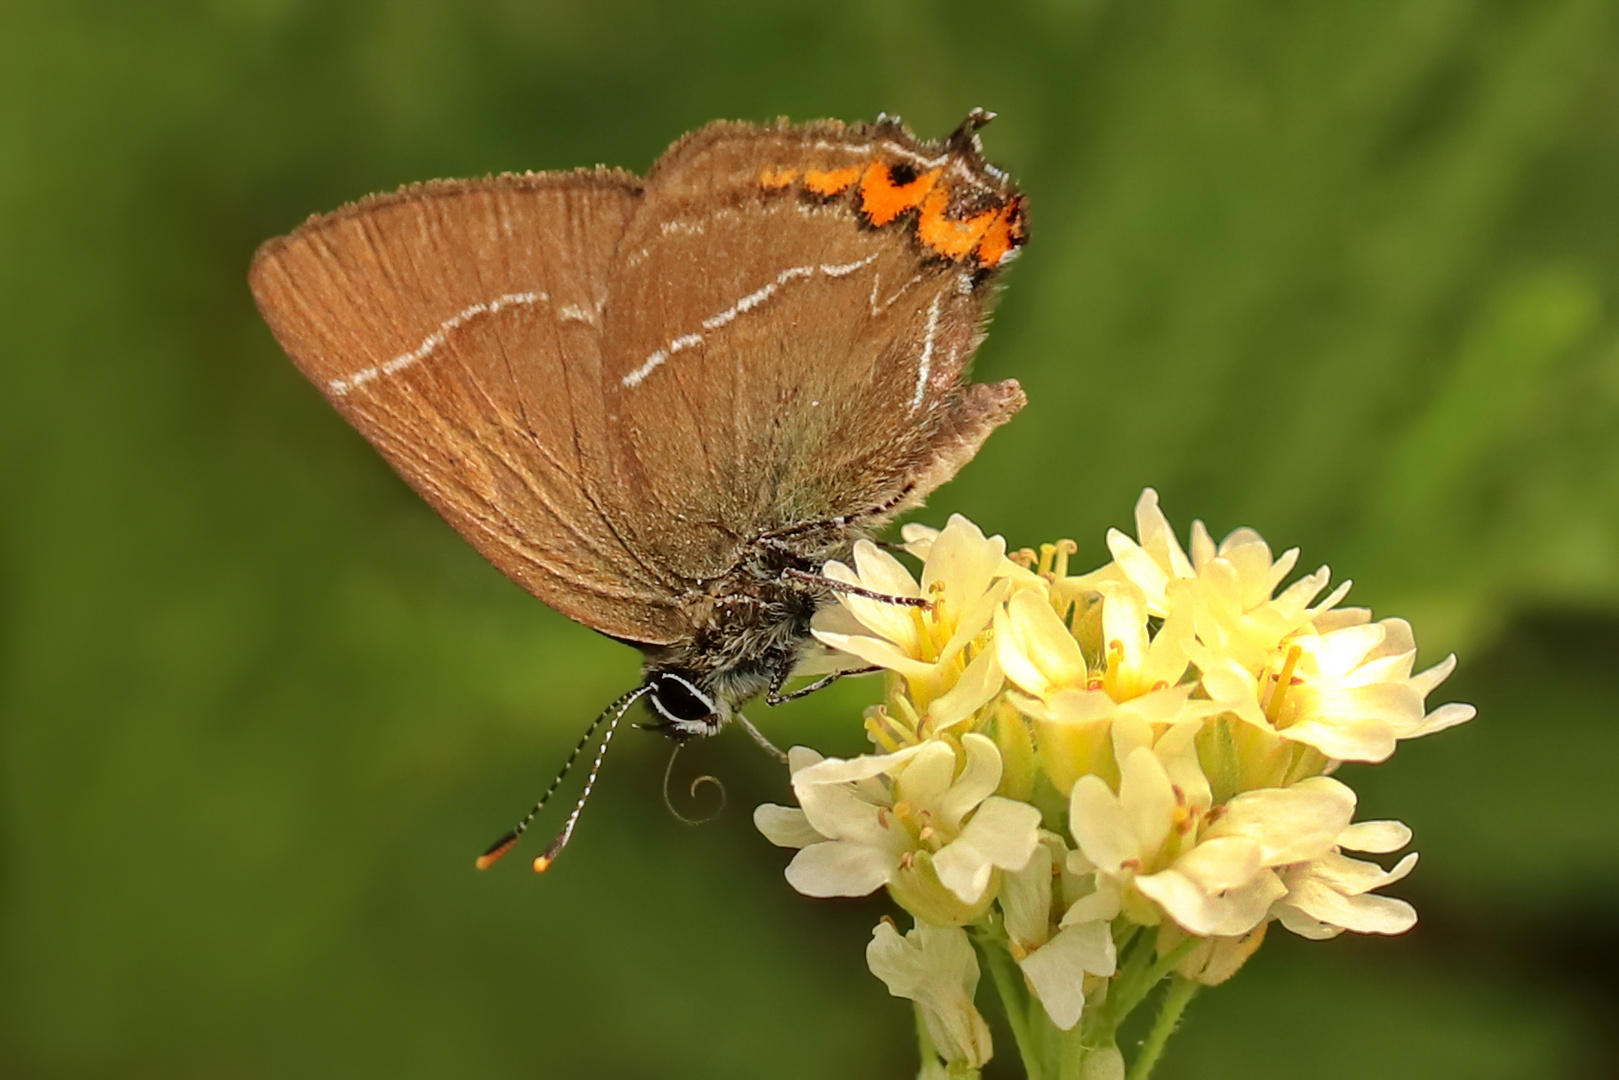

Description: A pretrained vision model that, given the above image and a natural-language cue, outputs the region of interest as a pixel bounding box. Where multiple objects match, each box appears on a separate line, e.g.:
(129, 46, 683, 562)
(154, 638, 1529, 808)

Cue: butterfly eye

(650, 673, 715, 723)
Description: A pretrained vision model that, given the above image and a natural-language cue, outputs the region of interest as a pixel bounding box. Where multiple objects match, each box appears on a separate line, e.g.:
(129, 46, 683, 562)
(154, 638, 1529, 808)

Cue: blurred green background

(3, 0, 1617, 1077)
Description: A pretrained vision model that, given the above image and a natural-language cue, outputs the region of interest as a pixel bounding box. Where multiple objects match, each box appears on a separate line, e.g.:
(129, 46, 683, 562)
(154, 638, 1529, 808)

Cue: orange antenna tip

(532, 855, 553, 873)
(475, 832, 519, 870)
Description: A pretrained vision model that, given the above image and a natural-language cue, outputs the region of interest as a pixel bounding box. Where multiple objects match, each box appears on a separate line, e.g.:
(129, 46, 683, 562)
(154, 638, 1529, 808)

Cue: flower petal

(1118, 747, 1176, 859)
(997, 588, 1089, 696)
(793, 743, 926, 788)
(1273, 902, 1341, 940)
(1135, 488, 1195, 579)
(828, 541, 923, 650)
(753, 804, 823, 848)
(1213, 777, 1356, 864)
(940, 578, 1012, 664)
(1283, 877, 1417, 935)
(900, 522, 940, 557)
(1307, 851, 1419, 895)
(936, 733, 1004, 829)
(1337, 820, 1412, 854)
(1409, 652, 1457, 698)
(796, 778, 890, 846)
(1100, 581, 1152, 692)
(1409, 701, 1475, 737)
(1019, 919, 1115, 1030)
(1059, 879, 1122, 926)
(867, 923, 993, 1068)
(1136, 866, 1286, 937)
(1171, 836, 1264, 893)
(1109, 532, 1171, 615)
(1068, 775, 1136, 874)
(785, 840, 895, 897)
(1281, 704, 1401, 763)
(787, 745, 824, 773)
(927, 647, 1005, 731)
(810, 629, 937, 680)
(935, 797, 1041, 903)
(853, 538, 925, 599)
(894, 740, 960, 810)
(1017, 687, 1117, 724)
(999, 841, 1054, 949)
(961, 798, 1043, 869)
(922, 515, 1005, 611)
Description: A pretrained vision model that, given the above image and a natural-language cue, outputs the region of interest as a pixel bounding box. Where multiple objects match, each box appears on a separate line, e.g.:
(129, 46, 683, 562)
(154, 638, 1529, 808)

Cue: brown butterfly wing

(249, 171, 690, 646)
(596, 119, 1026, 581)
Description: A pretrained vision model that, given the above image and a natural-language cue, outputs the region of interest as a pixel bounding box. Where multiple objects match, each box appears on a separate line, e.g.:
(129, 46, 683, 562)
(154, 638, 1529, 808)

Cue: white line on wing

(622, 254, 880, 388)
(329, 291, 546, 396)
(910, 294, 942, 412)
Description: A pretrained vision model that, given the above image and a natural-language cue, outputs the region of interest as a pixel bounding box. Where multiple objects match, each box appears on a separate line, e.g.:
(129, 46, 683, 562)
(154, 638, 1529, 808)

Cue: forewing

(250, 172, 689, 645)
(598, 120, 1026, 580)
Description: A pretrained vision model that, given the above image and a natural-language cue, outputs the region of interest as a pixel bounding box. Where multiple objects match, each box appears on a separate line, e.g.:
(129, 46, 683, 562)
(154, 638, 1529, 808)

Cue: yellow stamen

(1103, 638, 1126, 697)
(1267, 643, 1305, 726)
(1037, 543, 1057, 577)
(864, 711, 904, 753)
(891, 694, 924, 740)
(1052, 538, 1078, 578)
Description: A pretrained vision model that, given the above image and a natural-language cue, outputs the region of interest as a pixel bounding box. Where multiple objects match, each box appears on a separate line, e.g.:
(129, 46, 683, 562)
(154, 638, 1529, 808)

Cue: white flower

(1196, 611, 1475, 763)
(1104, 488, 1349, 670)
(899, 521, 1044, 583)
(813, 516, 1024, 728)
(1272, 820, 1419, 939)
(999, 834, 1118, 1030)
(1068, 745, 1358, 937)
(867, 921, 993, 1070)
(1094, 489, 1474, 764)
(754, 735, 1042, 924)
(995, 583, 1217, 794)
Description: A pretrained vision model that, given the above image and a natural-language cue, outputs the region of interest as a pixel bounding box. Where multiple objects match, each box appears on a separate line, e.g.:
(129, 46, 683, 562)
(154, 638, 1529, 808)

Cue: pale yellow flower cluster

(755, 492, 1473, 1076)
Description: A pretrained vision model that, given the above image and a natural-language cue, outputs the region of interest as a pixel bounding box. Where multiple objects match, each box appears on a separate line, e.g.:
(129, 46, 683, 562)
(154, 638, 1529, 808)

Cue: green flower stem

(979, 935, 1045, 1080)
(1106, 936, 1199, 1026)
(1089, 931, 1156, 1036)
(975, 926, 1203, 1080)
(1138, 938, 1201, 998)
(1125, 976, 1199, 1080)
(1056, 1022, 1094, 1080)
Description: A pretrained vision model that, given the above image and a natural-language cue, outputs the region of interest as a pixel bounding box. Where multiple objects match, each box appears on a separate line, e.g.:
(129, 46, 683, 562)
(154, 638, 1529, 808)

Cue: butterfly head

(642, 670, 727, 740)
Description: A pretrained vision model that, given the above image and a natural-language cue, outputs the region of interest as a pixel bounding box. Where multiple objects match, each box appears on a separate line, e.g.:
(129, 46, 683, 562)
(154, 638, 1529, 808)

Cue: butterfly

(249, 110, 1027, 867)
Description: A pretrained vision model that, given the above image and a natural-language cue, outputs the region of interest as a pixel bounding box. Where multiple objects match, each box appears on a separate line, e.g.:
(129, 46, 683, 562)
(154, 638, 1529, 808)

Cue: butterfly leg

(754, 483, 917, 545)
(766, 665, 881, 706)
(781, 566, 930, 608)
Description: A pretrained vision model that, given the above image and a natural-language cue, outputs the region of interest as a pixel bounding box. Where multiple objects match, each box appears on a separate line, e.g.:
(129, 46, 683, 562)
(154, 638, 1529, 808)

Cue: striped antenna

(475, 684, 653, 871)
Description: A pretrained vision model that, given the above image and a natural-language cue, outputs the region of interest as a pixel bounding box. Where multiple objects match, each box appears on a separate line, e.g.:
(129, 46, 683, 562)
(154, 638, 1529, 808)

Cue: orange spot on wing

(802, 165, 863, 196)
(759, 167, 797, 189)
(916, 189, 999, 262)
(860, 163, 940, 226)
(974, 198, 1027, 267)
